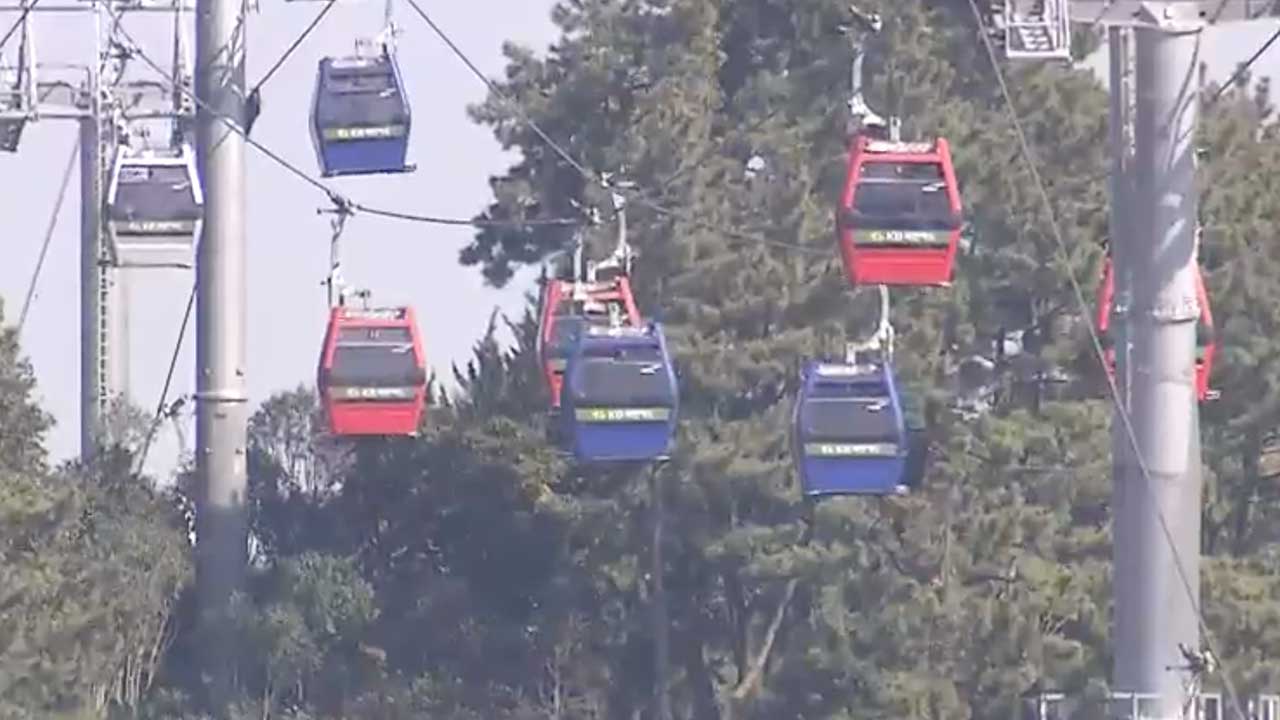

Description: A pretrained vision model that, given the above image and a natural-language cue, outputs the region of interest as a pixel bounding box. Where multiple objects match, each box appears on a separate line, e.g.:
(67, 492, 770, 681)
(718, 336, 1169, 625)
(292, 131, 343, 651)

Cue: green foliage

(0, 449, 190, 718)
(0, 298, 52, 476)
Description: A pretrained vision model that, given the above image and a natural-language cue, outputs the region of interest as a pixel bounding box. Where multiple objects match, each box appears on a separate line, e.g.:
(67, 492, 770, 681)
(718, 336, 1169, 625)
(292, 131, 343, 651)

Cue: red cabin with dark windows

(1096, 256, 1216, 401)
(537, 276, 643, 408)
(317, 305, 428, 436)
(836, 136, 963, 287)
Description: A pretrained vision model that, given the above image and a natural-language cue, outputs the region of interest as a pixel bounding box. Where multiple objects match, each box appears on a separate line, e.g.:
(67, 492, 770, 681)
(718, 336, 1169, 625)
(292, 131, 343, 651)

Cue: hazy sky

(0, 7, 1277, 479)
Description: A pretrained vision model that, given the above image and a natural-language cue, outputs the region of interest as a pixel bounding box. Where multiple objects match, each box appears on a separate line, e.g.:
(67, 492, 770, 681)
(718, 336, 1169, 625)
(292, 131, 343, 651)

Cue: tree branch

(729, 577, 799, 703)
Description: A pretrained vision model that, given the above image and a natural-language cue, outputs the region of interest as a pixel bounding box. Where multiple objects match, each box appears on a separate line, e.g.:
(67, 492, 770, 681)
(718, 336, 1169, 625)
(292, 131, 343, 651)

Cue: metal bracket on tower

(0, 2, 36, 150)
(999, 0, 1073, 60)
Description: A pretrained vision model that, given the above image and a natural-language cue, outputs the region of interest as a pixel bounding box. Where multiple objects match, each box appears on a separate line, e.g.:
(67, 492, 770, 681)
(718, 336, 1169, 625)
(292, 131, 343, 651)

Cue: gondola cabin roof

(310, 51, 413, 177)
(1095, 256, 1216, 401)
(537, 276, 643, 408)
(559, 322, 678, 464)
(836, 136, 963, 287)
(317, 305, 428, 436)
(793, 359, 910, 497)
(105, 145, 204, 269)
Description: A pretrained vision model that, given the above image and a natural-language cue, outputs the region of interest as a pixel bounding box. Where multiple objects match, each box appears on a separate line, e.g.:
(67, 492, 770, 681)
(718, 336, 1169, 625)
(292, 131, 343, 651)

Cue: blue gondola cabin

(559, 323, 678, 463)
(792, 360, 911, 497)
(837, 136, 963, 287)
(310, 50, 412, 177)
(317, 305, 428, 436)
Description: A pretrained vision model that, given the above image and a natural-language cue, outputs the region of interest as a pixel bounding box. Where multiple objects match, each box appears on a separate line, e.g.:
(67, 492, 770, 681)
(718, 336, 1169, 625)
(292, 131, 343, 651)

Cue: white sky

(0, 9, 1277, 479)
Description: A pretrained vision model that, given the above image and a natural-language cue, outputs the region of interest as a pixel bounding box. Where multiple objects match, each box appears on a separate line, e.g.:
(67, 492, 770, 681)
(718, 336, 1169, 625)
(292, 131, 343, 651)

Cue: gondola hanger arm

(592, 172, 638, 277)
(843, 3, 888, 139)
(846, 284, 894, 365)
(318, 195, 356, 307)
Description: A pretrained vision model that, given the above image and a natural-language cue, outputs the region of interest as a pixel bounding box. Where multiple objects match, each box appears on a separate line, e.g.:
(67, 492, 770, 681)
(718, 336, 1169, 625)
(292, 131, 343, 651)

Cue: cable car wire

(1207, 23, 1280, 105)
(400, 0, 592, 180)
(0, 0, 39, 56)
(965, 2, 1247, 717)
(17, 137, 76, 337)
(355, 204, 576, 226)
(244, 0, 338, 134)
(251, 0, 336, 92)
(134, 283, 195, 475)
(109, 15, 579, 230)
(399, 0, 829, 256)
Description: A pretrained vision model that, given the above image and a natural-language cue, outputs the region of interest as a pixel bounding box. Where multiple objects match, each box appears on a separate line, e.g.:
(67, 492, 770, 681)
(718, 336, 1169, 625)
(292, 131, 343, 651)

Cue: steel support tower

(1001, 1, 1280, 717)
(194, 0, 248, 705)
(1114, 25, 1203, 717)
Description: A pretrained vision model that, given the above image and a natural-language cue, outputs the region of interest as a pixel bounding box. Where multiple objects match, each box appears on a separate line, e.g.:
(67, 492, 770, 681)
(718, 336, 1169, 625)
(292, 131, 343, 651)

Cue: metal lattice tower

(0, 0, 195, 456)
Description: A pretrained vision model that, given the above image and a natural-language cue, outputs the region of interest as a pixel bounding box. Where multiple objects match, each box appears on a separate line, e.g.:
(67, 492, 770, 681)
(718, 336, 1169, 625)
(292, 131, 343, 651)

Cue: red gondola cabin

(836, 136, 963, 287)
(1096, 256, 1216, 401)
(537, 276, 642, 408)
(317, 305, 428, 436)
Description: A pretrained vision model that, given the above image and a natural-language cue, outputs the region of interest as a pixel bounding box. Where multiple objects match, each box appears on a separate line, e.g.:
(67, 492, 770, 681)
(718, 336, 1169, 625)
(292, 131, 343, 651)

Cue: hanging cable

(107, 15, 581, 231)
(399, 0, 828, 256)
(401, 0, 592, 179)
(0, 0, 39, 56)
(964, 3, 1248, 719)
(353, 203, 577, 226)
(252, 0, 335, 91)
(244, 0, 337, 134)
(1207, 24, 1280, 105)
(17, 138, 77, 337)
(134, 282, 195, 476)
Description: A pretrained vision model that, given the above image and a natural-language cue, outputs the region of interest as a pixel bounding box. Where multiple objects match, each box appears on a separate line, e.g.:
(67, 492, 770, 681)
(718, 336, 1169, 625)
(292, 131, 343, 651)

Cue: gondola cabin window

(571, 344, 675, 409)
(113, 165, 200, 229)
(851, 162, 955, 237)
(799, 381, 901, 450)
(330, 326, 420, 392)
